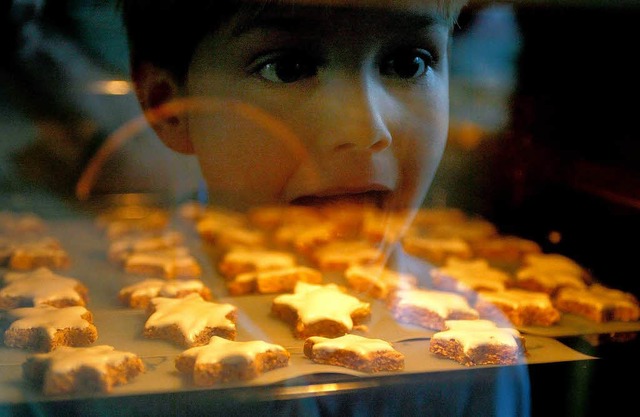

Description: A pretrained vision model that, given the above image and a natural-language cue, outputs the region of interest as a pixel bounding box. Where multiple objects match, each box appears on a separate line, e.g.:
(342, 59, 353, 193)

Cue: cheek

(393, 96, 449, 206)
(396, 126, 446, 185)
(188, 108, 299, 204)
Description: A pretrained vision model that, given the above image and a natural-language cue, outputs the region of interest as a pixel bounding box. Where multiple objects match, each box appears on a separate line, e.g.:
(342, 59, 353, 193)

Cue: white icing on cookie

(433, 319, 521, 351)
(557, 287, 639, 311)
(394, 289, 478, 318)
(307, 334, 396, 355)
(433, 258, 511, 292)
(179, 336, 287, 364)
(345, 264, 417, 292)
(312, 240, 383, 268)
(1, 267, 84, 306)
(7, 305, 92, 336)
(273, 283, 369, 328)
(145, 294, 236, 343)
(29, 345, 139, 373)
(108, 231, 184, 262)
(516, 267, 586, 289)
(522, 253, 585, 275)
(120, 279, 206, 299)
(124, 247, 202, 278)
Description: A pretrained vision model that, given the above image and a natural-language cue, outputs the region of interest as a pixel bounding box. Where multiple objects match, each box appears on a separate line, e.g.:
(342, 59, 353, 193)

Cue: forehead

(225, 3, 451, 38)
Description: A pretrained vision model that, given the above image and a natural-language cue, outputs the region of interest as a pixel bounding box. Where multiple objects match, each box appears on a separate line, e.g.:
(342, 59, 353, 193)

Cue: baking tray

(2, 207, 626, 405)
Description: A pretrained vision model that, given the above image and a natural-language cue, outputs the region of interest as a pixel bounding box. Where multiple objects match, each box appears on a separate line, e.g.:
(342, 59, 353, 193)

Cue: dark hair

(118, 0, 251, 82)
(118, 0, 465, 83)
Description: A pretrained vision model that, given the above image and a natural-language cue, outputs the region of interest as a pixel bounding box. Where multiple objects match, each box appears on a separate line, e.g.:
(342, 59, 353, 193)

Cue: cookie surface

(271, 282, 371, 338)
(388, 288, 479, 330)
(3, 305, 97, 351)
(218, 248, 297, 279)
(310, 240, 384, 271)
(0, 268, 88, 309)
(175, 336, 290, 386)
(304, 334, 404, 373)
(22, 345, 144, 395)
(430, 258, 512, 301)
(344, 264, 417, 300)
(429, 319, 526, 366)
(474, 289, 561, 327)
(144, 294, 237, 346)
(226, 266, 323, 296)
(123, 247, 202, 279)
(108, 230, 185, 264)
(5, 237, 70, 271)
(554, 285, 640, 322)
(118, 278, 212, 309)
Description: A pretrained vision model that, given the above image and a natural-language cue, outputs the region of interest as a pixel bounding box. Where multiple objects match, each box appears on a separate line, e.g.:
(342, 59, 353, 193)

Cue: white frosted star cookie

(22, 345, 144, 395)
(144, 294, 237, 347)
(175, 336, 290, 385)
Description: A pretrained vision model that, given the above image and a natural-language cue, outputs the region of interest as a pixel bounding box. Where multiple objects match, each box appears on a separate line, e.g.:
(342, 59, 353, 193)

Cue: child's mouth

(290, 189, 391, 209)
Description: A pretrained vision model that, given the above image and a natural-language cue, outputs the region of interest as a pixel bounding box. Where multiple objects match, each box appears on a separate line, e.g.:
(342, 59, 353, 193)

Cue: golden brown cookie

(3, 305, 98, 351)
(144, 294, 237, 347)
(22, 345, 144, 395)
(175, 336, 290, 385)
(271, 282, 371, 338)
(304, 334, 404, 373)
(429, 319, 526, 366)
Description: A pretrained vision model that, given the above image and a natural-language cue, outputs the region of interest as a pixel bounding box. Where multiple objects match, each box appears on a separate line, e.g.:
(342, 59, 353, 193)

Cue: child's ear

(133, 63, 194, 154)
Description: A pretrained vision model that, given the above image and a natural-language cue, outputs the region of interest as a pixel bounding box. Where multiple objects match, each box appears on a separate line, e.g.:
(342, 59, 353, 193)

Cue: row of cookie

(102, 207, 529, 381)
(182, 203, 561, 295)
(127, 282, 525, 378)
(429, 255, 639, 324)
(105, 251, 407, 394)
(0, 267, 94, 350)
(0, 211, 48, 235)
(99, 213, 397, 386)
(268, 282, 527, 366)
(0, 264, 248, 394)
(213, 221, 640, 326)
(1, 264, 526, 354)
(0, 211, 70, 271)
(112, 236, 526, 370)
(0, 210, 72, 272)
(0, 215, 148, 398)
(20, 317, 527, 397)
(112, 261, 406, 390)
(0, 259, 254, 394)
(213, 239, 637, 327)
(0, 269, 144, 395)
(99, 202, 584, 301)
(107, 229, 204, 279)
(181, 201, 544, 266)
(0, 212, 94, 353)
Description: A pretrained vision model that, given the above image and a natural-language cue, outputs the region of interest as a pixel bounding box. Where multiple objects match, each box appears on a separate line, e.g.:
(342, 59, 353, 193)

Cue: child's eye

(255, 53, 318, 84)
(380, 48, 434, 79)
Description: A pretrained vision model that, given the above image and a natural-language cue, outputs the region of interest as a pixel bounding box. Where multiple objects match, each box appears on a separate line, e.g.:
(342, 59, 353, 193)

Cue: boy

(118, 2, 532, 415)
(119, 0, 465, 216)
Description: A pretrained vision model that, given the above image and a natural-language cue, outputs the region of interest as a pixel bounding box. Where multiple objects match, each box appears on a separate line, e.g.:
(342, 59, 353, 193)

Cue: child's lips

(290, 188, 391, 208)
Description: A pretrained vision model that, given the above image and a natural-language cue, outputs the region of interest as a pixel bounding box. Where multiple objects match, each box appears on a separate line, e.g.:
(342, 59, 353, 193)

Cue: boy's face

(156, 3, 451, 213)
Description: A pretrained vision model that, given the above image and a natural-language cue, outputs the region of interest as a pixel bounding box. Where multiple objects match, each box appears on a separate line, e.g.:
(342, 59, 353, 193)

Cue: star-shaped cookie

(144, 293, 237, 346)
(22, 345, 144, 395)
(0, 267, 88, 309)
(3, 304, 97, 351)
(175, 336, 290, 385)
(271, 282, 371, 338)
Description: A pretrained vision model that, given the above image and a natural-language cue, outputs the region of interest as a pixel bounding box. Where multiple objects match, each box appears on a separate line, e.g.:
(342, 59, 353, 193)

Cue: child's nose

(313, 76, 394, 154)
